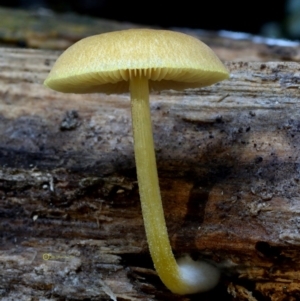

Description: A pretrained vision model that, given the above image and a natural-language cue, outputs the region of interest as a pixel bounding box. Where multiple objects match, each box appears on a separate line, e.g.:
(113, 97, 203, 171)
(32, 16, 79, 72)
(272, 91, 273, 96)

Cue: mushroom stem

(129, 75, 180, 291)
(129, 76, 220, 295)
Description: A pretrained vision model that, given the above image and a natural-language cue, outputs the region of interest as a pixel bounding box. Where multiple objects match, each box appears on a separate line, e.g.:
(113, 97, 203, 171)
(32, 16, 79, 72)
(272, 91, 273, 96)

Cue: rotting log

(1, 47, 300, 301)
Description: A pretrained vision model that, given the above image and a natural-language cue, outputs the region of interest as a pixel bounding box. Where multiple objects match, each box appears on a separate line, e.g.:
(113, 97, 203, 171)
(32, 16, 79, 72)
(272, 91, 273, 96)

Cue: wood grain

(1, 47, 300, 300)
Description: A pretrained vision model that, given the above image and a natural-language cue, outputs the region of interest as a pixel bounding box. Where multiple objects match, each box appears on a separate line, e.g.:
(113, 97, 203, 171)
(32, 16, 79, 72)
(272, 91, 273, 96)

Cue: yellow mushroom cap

(44, 28, 229, 94)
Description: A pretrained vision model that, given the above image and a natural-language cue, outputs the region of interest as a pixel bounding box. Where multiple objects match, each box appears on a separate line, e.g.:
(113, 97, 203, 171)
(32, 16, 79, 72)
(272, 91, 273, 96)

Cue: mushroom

(44, 29, 229, 295)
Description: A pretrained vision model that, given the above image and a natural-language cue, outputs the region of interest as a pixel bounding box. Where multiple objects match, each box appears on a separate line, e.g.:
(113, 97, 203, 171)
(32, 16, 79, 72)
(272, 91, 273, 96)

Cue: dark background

(1, 0, 300, 39)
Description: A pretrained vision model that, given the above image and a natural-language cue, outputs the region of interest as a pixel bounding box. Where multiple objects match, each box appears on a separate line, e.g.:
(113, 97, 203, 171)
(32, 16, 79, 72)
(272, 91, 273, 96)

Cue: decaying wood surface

(1, 46, 300, 301)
